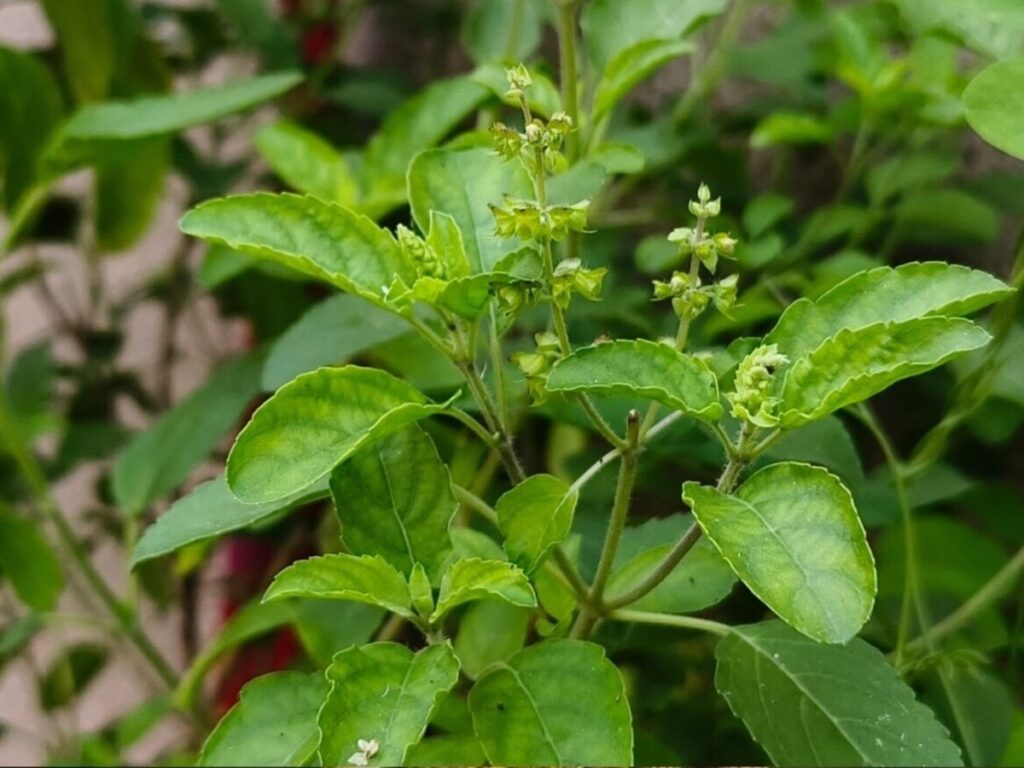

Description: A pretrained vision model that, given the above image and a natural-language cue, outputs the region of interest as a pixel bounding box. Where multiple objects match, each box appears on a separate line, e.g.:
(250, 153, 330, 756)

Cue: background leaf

(0, 509, 64, 611)
(496, 474, 578, 574)
(964, 58, 1024, 161)
(263, 554, 413, 617)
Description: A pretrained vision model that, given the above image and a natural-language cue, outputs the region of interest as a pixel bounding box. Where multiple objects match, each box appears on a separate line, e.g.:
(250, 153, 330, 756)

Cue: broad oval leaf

(408, 147, 533, 272)
(716, 621, 964, 767)
(199, 671, 327, 767)
(180, 192, 413, 307)
(766, 262, 1010, 361)
(431, 558, 536, 623)
(546, 339, 722, 420)
(64, 71, 302, 140)
(226, 365, 447, 503)
(778, 318, 991, 427)
(263, 553, 413, 618)
(605, 514, 735, 614)
(496, 474, 578, 574)
(254, 120, 357, 206)
(454, 600, 531, 679)
(330, 426, 456, 579)
(318, 642, 460, 766)
(964, 58, 1024, 161)
(113, 352, 263, 516)
(131, 475, 329, 568)
(593, 39, 692, 121)
(684, 462, 876, 644)
(469, 639, 633, 766)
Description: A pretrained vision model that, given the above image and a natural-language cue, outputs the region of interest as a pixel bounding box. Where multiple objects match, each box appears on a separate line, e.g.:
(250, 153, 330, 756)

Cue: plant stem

(555, 0, 581, 162)
(0, 396, 178, 689)
(571, 411, 683, 494)
(606, 609, 731, 637)
(904, 543, 1024, 655)
(488, 305, 511, 427)
(571, 410, 641, 638)
(605, 422, 755, 610)
(853, 404, 929, 666)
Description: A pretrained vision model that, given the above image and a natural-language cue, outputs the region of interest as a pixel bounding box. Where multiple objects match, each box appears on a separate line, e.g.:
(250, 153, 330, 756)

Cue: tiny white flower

(347, 752, 368, 767)
(359, 739, 380, 758)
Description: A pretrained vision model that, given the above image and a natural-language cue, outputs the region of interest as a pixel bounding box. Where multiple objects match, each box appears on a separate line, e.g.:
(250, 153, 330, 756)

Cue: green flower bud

(713, 232, 737, 257)
(726, 343, 789, 428)
(490, 122, 522, 161)
(525, 120, 544, 145)
(547, 110, 574, 136)
(505, 63, 532, 95)
(714, 273, 739, 315)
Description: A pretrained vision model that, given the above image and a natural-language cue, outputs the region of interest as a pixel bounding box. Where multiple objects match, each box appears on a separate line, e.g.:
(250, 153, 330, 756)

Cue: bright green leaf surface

(112, 352, 263, 516)
(766, 262, 1010, 361)
(318, 642, 460, 766)
(0, 510, 64, 611)
(496, 474, 578, 574)
(408, 147, 533, 272)
(431, 558, 536, 623)
(715, 621, 964, 766)
(546, 339, 722, 420)
(63, 72, 302, 140)
(593, 39, 692, 121)
(684, 462, 876, 643)
(330, 426, 455, 579)
(605, 514, 735, 614)
(454, 600, 530, 679)
(226, 365, 445, 503)
(200, 672, 327, 767)
(964, 58, 1024, 161)
(779, 318, 991, 427)
(180, 192, 413, 306)
(130, 476, 330, 567)
(262, 294, 409, 390)
(263, 554, 413, 618)
(255, 120, 358, 206)
(469, 639, 633, 766)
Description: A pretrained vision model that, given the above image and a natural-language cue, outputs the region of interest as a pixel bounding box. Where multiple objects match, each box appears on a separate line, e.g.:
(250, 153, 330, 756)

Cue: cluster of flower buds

(490, 198, 589, 243)
(551, 258, 607, 309)
(490, 111, 573, 174)
(652, 271, 737, 320)
(494, 280, 540, 315)
(726, 344, 790, 428)
(511, 331, 562, 404)
(397, 224, 446, 280)
(667, 184, 736, 274)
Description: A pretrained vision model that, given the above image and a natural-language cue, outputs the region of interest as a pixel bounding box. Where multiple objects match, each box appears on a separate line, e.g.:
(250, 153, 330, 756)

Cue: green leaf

(582, 0, 726, 71)
(897, 0, 1024, 61)
(431, 558, 536, 623)
(63, 71, 302, 140)
(292, 599, 383, 668)
(462, 0, 546, 64)
(318, 642, 460, 766)
(593, 39, 692, 121)
(95, 136, 170, 252)
(112, 352, 263, 516)
(330, 426, 456, 579)
(263, 553, 414, 618)
(751, 111, 835, 147)
(469, 639, 633, 766)
(406, 734, 488, 767)
(262, 294, 408, 390)
(605, 514, 734, 614)
(454, 600, 531, 679)
(546, 339, 722, 420)
(684, 462, 876, 644)
(715, 620, 964, 766)
(965, 58, 1024, 160)
(766, 262, 1011, 362)
(254, 120, 358, 207)
(895, 189, 999, 246)
(408, 147, 533, 272)
(199, 672, 327, 767)
(364, 75, 488, 189)
(496, 474, 578, 574)
(0, 46, 64, 211)
(778, 318, 991, 427)
(0, 509, 64, 611)
(130, 475, 330, 568)
(227, 365, 448, 503)
(180, 192, 413, 307)
(40, 0, 118, 104)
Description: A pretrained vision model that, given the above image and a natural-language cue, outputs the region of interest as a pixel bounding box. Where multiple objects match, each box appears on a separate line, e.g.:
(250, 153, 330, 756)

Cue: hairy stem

(606, 609, 731, 637)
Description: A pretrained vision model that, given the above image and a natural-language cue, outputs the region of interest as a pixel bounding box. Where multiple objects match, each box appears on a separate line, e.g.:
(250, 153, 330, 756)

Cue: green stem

(904, 543, 1024, 656)
(672, 0, 749, 124)
(0, 396, 178, 689)
(854, 404, 929, 666)
(488, 305, 511, 428)
(607, 609, 731, 637)
(571, 411, 641, 638)
(555, 0, 581, 162)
